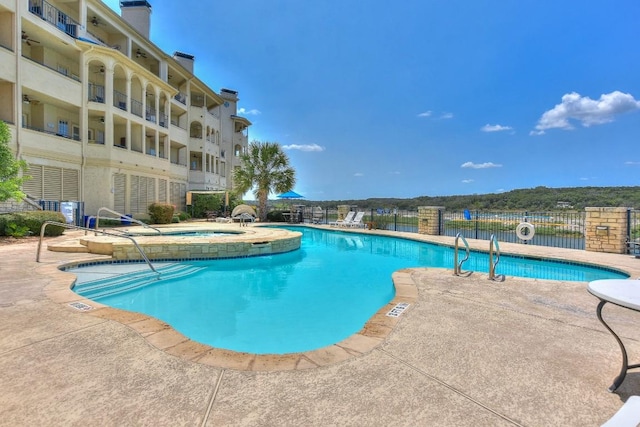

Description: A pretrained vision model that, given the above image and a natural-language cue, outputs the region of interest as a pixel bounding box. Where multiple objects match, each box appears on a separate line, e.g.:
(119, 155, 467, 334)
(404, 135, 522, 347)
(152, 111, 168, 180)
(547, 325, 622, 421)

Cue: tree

(232, 141, 295, 221)
(0, 121, 28, 202)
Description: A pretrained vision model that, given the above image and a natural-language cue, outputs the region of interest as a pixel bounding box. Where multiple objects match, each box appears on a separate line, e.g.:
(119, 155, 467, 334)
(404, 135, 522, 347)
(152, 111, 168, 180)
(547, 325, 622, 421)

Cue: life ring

(516, 222, 535, 241)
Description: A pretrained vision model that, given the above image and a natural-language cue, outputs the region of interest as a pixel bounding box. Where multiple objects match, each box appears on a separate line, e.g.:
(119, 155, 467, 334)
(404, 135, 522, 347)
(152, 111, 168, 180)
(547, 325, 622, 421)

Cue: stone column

(418, 206, 444, 235)
(585, 207, 628, 254)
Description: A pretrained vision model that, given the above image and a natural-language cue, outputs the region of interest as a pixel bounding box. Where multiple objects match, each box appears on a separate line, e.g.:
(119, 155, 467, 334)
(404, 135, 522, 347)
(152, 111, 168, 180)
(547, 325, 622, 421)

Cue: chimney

(120, 1, 152, 39)
(173, 52, 195, 74)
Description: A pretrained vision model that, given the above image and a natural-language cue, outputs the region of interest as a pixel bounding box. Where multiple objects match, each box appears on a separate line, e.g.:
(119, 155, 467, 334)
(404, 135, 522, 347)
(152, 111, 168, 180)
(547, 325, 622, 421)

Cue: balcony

(174, 92, 186, 105)
(131, 99, 143, 118)
(88, 83, 105, 103)
(145, 106, 156, 123)
(113, 90, 127, 111)
(29, 0, 79, 39)
(23, 124, 80, 141)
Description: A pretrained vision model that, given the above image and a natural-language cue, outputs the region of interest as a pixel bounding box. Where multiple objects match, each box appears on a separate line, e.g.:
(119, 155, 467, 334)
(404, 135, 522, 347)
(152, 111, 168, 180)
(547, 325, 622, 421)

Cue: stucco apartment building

(0, 0, 251, 220)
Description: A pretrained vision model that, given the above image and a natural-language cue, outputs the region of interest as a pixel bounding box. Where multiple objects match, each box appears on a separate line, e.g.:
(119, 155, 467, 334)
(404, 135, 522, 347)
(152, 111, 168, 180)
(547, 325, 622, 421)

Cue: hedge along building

(0, 0, 251, 219)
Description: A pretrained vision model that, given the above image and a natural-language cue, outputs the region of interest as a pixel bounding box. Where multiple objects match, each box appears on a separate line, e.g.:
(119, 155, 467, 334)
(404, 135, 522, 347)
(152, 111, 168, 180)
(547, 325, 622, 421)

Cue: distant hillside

(304, 186, 640, 211)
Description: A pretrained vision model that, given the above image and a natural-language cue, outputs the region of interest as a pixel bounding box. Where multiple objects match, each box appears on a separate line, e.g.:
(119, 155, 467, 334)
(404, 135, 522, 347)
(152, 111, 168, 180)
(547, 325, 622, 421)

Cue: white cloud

(389, 171, 401, 175)
(440, 112, 454, 119)
(417, 111, 432, 118)
(462, 179, 474, 183)
(461, 161, 502, 169)
(281, 144, 325, 152)
(481, 124, 513, 132)
(625, 161, 640, 166)
(237, 108, 261, 115)
(354, 172, 364, 177)
(532, 91, 640, 135)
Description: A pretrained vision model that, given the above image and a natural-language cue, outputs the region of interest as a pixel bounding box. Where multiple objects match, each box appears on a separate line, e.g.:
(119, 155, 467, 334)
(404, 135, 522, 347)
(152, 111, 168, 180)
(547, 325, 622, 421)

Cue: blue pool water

(71, 226, 627, 355)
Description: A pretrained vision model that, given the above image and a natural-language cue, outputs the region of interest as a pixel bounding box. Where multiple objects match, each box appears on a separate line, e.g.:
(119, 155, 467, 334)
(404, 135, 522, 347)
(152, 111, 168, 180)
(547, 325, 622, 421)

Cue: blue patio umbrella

(276, 190, 304, 199)
(277, 191, 304, 222)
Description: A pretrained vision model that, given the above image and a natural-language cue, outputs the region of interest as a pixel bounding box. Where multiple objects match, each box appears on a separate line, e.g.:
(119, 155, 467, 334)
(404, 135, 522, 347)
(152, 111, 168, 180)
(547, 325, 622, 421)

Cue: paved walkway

(1, 226, 640, 426)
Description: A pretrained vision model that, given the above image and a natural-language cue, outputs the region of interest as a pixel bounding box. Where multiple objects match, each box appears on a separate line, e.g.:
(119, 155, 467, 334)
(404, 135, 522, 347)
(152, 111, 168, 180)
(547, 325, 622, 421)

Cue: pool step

(73, 264, 204, 300)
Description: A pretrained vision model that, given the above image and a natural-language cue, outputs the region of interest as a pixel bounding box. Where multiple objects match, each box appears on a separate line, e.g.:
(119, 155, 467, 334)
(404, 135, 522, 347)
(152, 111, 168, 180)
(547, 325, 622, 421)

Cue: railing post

(474, 210, 479, 239)
(394, 209, 397, 231)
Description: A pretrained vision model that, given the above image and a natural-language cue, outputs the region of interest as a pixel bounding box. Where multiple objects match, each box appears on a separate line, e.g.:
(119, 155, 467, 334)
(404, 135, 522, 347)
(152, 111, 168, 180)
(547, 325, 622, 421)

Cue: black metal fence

(628, 209, 640, 255)
(297, 207, 586, 250)
(442, 210, 586, 250)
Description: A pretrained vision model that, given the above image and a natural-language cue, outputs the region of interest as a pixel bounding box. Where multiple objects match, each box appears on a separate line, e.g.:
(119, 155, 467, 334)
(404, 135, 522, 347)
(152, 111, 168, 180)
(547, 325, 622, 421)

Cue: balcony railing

(88, 83, 105, 103)
(174, 92, 186, 104)
(23, 124, 80, 141)
(113, 90, 127, 111)
(131, 99, 143, 117)
(159, 113, 168, 128)
(145, 106, 156, 123)
(22, 55, 80, 82)
(191, 95, 205, 107)
(29, 0, 79, 39)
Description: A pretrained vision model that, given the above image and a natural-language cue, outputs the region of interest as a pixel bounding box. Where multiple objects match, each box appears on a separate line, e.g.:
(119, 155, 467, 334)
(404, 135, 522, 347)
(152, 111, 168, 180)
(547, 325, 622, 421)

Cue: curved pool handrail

(37, 221, 158, 274)
(488, 234, 503, 281)
(453, 233, 470, 276)
(94, 207, 162, 235)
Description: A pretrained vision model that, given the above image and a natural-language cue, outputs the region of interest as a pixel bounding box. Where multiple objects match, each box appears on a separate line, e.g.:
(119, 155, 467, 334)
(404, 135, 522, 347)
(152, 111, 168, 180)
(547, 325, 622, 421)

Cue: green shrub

(0, 211, 66, 236)
(21, 211, 67, 236)
(177, 211, 190, 221)
(266, 210, 285, 222)
(148, 203, 175, 224)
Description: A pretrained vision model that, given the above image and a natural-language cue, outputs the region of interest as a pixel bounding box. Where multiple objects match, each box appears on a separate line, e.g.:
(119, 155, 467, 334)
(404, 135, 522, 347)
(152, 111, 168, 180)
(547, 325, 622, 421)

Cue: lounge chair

(345, 211, 366, 228)
(330, 211, 355, 227)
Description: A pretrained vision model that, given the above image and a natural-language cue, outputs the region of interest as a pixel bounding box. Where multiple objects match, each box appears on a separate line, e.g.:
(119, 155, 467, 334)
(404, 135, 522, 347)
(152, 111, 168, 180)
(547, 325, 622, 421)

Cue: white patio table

(588, 279, 640, 392)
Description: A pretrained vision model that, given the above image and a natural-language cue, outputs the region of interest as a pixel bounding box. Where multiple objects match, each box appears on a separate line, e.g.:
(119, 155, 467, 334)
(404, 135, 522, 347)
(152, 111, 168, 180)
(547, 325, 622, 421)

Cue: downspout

(14, 0, 22, 159)
(81, 45, 97, 209)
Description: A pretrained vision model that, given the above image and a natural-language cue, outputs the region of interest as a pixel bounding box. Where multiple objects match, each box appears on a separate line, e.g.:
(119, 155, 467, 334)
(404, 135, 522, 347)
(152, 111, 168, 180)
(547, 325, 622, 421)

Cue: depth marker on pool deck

(387, 303, 410, 317)
(69, 302, 93, 311)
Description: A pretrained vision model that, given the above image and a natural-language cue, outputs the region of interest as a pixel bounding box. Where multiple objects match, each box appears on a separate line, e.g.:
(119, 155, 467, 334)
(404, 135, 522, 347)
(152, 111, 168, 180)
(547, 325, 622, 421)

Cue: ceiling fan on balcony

(23, 95, 39, 105)
(90, 16, 107, 27)
(135, 48, 147, 59)
(21, 31, 40, 46)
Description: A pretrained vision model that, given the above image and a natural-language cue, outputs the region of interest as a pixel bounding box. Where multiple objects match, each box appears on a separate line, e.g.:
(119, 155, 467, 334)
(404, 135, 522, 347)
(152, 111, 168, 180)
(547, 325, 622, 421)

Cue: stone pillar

(585, 207, 628, 254)
(337, 205, 351, 221)
(418, 206, 444, 235)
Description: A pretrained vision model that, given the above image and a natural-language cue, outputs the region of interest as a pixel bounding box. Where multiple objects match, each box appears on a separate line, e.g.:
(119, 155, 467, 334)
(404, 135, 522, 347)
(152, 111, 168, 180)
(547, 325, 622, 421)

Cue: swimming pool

(70, 226, 628, 355)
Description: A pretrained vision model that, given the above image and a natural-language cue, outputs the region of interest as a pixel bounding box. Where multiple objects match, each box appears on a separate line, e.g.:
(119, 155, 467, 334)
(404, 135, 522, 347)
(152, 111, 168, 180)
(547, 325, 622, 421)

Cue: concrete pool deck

(1, 223, 640, 426)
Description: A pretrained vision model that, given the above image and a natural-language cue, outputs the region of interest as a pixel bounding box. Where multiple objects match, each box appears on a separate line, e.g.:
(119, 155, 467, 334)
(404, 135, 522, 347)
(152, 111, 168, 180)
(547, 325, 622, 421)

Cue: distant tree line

(302, 186, 640, 211)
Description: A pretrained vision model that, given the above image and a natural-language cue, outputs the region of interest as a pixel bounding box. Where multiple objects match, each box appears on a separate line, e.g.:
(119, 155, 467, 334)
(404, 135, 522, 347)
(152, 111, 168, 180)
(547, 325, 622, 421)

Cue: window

(87, 128, 94, 141)
(72, 125, 80, 141)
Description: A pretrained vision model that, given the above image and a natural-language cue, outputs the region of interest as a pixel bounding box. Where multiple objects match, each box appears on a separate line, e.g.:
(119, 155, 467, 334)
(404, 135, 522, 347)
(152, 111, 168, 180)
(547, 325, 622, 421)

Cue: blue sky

(104, 0, 640, 201)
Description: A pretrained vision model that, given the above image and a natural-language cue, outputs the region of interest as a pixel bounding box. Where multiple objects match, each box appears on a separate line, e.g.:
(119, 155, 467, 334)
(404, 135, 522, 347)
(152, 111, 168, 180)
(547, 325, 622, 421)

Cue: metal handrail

(36, 221, 158, 274)
(94, 207, 162, 235)
(453, 233, 470, 276)
(488, 234, 503, 281)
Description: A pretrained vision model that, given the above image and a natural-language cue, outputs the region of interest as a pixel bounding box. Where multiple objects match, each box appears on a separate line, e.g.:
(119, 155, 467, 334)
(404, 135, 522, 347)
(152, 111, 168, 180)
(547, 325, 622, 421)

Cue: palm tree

(232, 141, 295, 221)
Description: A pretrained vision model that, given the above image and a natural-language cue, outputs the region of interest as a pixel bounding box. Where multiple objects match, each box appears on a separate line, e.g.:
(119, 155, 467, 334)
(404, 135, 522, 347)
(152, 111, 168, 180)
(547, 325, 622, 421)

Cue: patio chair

(601, 395, 640, 427)
(345, 211, 366, 228)
(330, 211, 355, 227)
